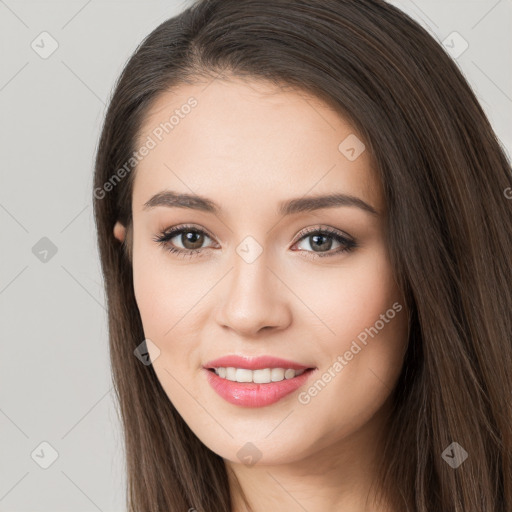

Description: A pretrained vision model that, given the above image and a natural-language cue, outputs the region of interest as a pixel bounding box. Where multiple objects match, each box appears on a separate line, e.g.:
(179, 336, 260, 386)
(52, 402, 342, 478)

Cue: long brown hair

(93, 1, 512, 510)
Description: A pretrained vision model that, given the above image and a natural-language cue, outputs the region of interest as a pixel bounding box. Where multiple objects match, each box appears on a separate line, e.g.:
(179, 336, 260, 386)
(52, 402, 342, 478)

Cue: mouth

(203, 366, 317, 408)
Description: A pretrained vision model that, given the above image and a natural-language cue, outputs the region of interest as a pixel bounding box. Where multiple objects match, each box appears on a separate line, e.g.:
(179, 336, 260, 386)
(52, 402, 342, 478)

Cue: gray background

(1, 1, 510, 510)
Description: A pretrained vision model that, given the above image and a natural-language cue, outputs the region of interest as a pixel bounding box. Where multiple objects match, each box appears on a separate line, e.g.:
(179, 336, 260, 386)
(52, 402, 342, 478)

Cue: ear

(113, 221, 126, 242)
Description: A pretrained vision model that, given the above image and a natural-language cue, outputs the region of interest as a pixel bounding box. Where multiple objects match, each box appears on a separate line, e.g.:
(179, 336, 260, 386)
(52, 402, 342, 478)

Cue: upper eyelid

(295, 225, 352, 240)
(160, 224, 215, 239)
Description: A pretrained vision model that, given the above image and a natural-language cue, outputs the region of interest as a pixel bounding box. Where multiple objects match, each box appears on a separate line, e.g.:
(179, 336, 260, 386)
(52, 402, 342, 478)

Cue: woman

(93, 0, 512, 510)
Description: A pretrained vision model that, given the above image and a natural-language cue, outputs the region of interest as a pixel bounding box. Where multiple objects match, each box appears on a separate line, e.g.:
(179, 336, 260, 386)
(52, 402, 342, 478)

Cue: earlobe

(113, 221, 126, 242)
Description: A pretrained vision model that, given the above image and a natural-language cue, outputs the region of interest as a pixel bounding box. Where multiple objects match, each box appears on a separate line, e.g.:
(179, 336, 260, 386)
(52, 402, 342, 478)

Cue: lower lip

(204, 368, 316, 408)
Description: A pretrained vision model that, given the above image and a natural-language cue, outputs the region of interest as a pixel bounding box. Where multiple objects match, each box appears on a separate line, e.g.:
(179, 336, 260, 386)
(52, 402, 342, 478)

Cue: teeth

(271, 368, 284, 382)
(213, 367, 306, 383)
(226, 367, 236, 381)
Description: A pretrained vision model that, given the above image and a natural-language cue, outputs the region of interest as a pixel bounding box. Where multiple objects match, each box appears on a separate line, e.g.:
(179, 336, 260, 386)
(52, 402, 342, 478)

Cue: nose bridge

(231, 244, 269, 295)
(216, 237, 291, 335)
(230, 232, 271, 291)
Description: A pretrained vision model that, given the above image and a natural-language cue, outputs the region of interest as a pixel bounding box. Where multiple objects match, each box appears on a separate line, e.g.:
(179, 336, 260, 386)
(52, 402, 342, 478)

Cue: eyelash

(152, 224, 358, 260)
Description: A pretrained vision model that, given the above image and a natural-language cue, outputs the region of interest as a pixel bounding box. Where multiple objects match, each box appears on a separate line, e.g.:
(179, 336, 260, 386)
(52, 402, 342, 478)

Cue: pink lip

(203, 355, 312, 371)
(202, 355, 317, 408)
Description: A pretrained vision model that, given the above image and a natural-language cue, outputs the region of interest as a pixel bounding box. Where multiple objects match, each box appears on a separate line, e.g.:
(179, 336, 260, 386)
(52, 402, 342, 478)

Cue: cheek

(291, 246, 408, 405)
(132, 247, 171, 337)
(132, 237, 200, 337)
(292, 246, 404, 345)
(131, 240, 214, 384)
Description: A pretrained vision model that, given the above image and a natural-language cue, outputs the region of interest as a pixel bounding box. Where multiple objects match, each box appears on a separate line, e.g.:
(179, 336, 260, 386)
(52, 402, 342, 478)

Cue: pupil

(311, 234, 332, 252)
(182, 231, 204, 249)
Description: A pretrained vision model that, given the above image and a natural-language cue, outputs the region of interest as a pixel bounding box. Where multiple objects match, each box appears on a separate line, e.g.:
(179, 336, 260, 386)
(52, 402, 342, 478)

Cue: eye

(153, 224, 357, 260)
(291, 226, 357, 259)
(153, 224, 217, 259)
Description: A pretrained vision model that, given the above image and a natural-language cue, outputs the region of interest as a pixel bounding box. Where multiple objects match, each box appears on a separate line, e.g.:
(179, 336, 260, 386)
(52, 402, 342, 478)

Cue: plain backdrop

(0, 1, 511, 510)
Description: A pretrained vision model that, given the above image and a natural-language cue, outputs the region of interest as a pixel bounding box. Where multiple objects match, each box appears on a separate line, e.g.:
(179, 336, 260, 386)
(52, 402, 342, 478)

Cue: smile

(210, 367, 306, 383)
(204, 367, 316, 408)
(202, 355, 317, 407)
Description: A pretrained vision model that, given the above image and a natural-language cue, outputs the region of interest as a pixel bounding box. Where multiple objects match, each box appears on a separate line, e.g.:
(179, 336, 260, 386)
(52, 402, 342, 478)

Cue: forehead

(132, 77, 383, 216)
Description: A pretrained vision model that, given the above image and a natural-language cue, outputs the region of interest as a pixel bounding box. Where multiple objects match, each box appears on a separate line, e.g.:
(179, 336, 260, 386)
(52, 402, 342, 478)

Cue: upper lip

(203, 355, 314, 371)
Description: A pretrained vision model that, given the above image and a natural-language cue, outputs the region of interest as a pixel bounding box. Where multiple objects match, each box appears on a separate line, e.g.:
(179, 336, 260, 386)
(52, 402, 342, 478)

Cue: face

(114, 76, 409, 465)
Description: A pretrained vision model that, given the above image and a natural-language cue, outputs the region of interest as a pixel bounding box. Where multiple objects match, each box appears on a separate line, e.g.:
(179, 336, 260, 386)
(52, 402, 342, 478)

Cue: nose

(215, 251, 292, 337)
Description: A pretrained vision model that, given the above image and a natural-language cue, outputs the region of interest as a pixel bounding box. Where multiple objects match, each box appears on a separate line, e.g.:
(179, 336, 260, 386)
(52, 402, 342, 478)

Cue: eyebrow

(143, 190, 379, 217)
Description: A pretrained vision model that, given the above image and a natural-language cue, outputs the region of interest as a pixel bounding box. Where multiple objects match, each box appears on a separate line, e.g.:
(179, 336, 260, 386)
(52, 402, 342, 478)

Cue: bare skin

(113, 76, 409, 512)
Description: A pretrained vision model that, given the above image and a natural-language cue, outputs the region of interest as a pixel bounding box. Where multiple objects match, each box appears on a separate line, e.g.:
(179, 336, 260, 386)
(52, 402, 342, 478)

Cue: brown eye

(292, 227, 357, 258)
(153, 225, 216, 257)
(179, 230, 206, 250)
(305, 233, 334, 252)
